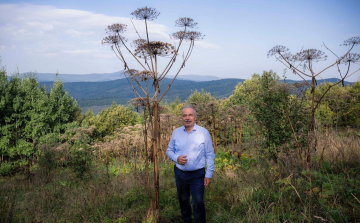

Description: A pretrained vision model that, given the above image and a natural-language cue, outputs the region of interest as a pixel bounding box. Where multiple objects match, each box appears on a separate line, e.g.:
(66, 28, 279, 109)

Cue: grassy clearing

(1, 132, 360, 223)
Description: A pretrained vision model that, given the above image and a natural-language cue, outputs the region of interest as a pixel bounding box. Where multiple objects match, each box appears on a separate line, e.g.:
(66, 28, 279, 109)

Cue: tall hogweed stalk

(102, 7, 204, 222)
(268, 37, 360, 167)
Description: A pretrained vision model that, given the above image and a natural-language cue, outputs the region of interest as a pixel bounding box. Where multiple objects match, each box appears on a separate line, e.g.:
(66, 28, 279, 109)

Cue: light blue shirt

(167, 124, 215, 178)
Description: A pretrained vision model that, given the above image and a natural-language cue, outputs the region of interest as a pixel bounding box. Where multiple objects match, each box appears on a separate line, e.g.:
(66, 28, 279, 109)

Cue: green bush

(0, 161, 12, 176)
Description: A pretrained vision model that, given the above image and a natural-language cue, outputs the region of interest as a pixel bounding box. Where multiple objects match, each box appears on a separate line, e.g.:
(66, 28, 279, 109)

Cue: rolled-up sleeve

(204, 130, 215, 178)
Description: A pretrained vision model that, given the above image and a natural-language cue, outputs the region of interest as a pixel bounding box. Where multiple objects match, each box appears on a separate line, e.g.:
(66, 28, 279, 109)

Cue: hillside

(15, 72, 220, 83)
(39, 77, 353, 114)
(40, 78, 244, 108)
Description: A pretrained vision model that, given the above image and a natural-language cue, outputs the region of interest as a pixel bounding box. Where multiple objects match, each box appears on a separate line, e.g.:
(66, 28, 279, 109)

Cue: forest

(1, 65, 360, 222)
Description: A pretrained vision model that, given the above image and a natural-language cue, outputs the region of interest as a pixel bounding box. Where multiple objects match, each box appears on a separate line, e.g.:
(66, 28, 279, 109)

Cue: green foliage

(243, 71, 308, 160)
(89, 102, 141, 138)
(0, 130, 359, 222)
(187, 89, 216, 104)
(311, 82, 360, 129)
(228, 74, 261, 105)
(215, 150, 256, 171)
(0, 161, 12, 176)
(0, 67, 81, 175)
(64, 126, 96, 179)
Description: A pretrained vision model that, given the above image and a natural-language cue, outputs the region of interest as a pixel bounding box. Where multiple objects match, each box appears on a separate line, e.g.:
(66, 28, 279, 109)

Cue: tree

(0, 70, 80, 176)
(268, 37, 360, 165)
(102, 7, 204, 221)
(91, 102, 140, 137)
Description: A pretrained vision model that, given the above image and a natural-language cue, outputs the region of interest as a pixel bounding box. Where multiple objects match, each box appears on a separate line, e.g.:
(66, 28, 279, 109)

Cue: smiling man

(167, 105, 215, 223)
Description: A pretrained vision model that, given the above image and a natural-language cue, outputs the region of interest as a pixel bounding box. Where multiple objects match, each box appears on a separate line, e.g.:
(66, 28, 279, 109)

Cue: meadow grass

(1, 131, 359, 222)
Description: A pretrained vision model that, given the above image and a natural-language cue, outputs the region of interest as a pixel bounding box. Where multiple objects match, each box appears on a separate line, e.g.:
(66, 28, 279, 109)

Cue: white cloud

(0, 3, 219, 75)
(0, 4, 169, 63)
(196, 41, 221, 50)
(65, 30, 93, 37)
(27, 21, 54, 31)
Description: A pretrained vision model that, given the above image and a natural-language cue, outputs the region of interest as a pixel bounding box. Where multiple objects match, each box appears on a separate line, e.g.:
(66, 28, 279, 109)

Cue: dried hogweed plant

(102, 7, 204, 221)
(268, 37, 360, 166)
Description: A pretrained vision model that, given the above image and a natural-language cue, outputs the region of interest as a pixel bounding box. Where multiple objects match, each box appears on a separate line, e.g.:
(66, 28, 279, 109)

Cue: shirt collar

(183, 123, 197, 132)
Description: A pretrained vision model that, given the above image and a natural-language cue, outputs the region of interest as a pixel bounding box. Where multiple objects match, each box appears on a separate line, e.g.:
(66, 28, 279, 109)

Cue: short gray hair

(182, 105, 197, 117)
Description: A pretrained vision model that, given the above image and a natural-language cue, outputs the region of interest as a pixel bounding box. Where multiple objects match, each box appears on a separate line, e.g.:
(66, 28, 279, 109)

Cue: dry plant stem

(291, 184, 306, 208)
(160, 36, 193, 83)
(314, 63, 351, 111)
(159, 41, 194, 102)
(143, 108, 154, 221)
(280, 53, 312, 78)
(323, 41, 339, 59)
(112, 47, 125, 63)
(159, 27, 187, 80)
(301, 212, 311, 222)
(347, 67, 360, 78)
(152, 101, 160, 222)
(145, 19, 155, 73)
(118, 34, 149, 72)
(112, 42, 149, 97)
(283, 95, 303, 162)
(123, 72, 139, 98)
(159, 41, 182, 80)
(131, 18, 142, 39)
(317, 146, 326, 168)
(336, 63, 343, 79)
(277, 54, 312, 85)
(114, 44, 126, 63)
(351, 193, 360, 204)
(126, 69, 149, 97)
(316, 44, 355, 77)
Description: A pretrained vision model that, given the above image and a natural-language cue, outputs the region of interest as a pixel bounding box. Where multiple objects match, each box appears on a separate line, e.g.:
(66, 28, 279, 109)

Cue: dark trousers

(174, 166, 206, 223)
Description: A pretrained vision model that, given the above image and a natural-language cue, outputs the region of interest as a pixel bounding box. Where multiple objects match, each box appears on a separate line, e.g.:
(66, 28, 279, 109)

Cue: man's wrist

(174, 155, 180, 164)
(205, 173, 213, 178)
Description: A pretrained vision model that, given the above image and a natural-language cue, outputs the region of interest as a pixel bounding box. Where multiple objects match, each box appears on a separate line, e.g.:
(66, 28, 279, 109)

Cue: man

(167, 105, 215, 223)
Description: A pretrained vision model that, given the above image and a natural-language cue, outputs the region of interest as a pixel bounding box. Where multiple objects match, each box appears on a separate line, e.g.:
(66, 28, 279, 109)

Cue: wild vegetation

(1, 10, 360, 223)
(1, 63, 360, 222)
(101, 7, 206, 221)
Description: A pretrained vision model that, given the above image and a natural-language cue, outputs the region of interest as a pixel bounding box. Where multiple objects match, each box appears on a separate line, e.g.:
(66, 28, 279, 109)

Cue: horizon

(1, 0, 360, 82)
(6, 71, 357, 83)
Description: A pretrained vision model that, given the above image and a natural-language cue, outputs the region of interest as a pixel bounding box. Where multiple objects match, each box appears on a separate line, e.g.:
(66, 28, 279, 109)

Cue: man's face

(182, 108, 197, 129)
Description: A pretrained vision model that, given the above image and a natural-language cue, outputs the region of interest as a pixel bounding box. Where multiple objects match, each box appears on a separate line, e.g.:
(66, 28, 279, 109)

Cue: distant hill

(168, 74, 220, 82)
(38, 77, 353, 114)
(14, 71, 220, 83)
(40, 78, 245, 109)
(18, 71, 124, 82)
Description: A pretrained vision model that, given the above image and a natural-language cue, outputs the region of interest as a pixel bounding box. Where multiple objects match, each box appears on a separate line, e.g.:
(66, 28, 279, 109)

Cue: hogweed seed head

(293, 49, 327, 62)
(341, 53, 360, 64)
(101, 35, 127, 46)
(172, 31, 187, 40)
(342, 37, 360, 46)
(134, 41, 175, 58)
(124, 69, 139, 78)
(267, 45, 290, 57)
(106, 24, 127, 34)
(175, 17, 198, 28)
(130, 97, 152, 107)
(131, 7, 160, 20)
(185, 31, 204, 41)
(134, 70, 155, 81)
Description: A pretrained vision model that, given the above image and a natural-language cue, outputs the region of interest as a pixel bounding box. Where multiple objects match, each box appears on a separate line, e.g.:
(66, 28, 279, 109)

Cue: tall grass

(1, 131, 359, 222)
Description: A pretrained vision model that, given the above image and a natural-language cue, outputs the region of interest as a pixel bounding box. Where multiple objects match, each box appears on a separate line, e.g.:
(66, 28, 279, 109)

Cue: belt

(175, 165, 205, 173)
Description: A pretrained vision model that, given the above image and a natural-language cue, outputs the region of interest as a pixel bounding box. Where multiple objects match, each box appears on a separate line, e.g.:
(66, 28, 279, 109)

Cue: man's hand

(204, 177, 212, 187)
(177, 155, 188, 165)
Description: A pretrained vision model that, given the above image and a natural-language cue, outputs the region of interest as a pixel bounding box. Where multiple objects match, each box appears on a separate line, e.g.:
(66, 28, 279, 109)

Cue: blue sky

(1, 0, 359, 81)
